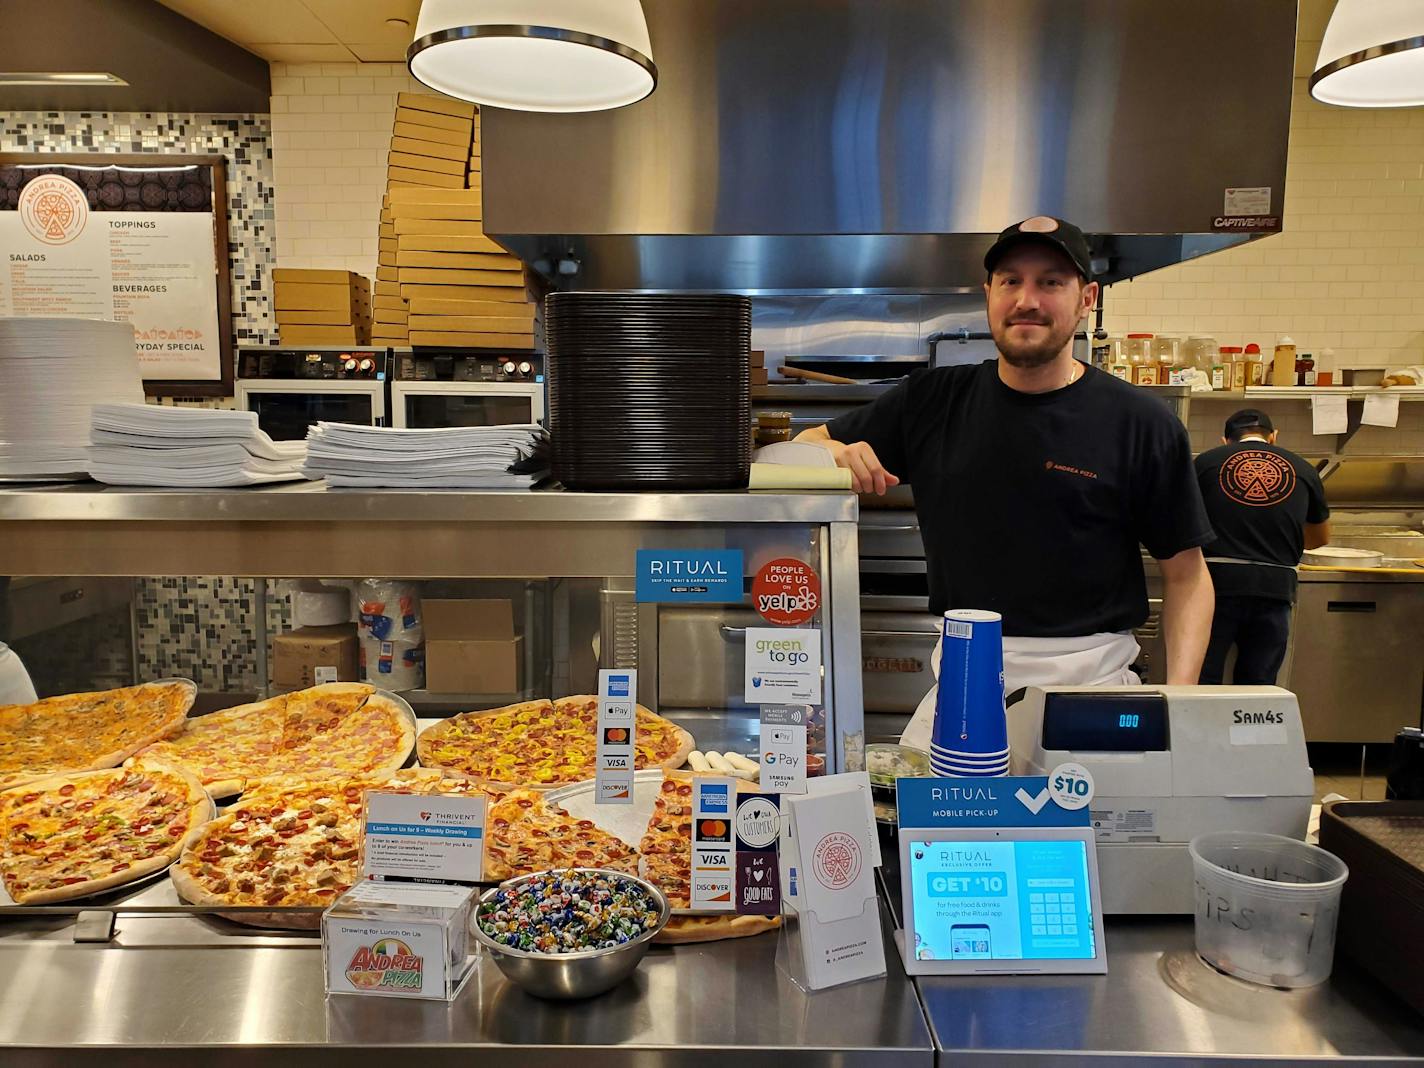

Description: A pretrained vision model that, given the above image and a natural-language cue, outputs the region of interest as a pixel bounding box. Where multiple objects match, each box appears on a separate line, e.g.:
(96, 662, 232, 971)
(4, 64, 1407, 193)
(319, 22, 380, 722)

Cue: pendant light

(407, 0, 656, 113)
(1310, 0, 1424, 108)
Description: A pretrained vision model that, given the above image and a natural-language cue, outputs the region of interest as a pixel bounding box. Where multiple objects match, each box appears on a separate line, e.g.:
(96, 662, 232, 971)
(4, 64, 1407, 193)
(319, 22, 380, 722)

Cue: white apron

(0, 643, 37, 706)
(900, 631, 1142, 752)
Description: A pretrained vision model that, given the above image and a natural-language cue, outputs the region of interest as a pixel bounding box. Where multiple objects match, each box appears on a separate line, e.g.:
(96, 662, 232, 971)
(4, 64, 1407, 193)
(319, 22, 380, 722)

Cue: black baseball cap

(984, 216, 1094, 280)
(1224, 408, 1275, 439)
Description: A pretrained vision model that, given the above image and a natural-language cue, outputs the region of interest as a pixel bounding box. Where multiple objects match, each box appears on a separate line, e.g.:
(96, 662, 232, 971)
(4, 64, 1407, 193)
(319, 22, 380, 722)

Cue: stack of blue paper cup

(931, 609, 1010, 777)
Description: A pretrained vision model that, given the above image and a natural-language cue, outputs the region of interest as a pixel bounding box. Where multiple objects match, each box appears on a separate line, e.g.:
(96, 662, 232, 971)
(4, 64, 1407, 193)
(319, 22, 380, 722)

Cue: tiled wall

(0, 111, 276, 346)
(1105, 0, 1424, 373)
(269, 61, 428, 275)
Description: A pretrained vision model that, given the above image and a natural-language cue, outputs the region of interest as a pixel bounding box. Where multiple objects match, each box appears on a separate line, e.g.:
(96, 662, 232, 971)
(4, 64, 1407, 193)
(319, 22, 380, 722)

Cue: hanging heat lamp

(407, 0, 657, 113)
(1310, 0, 1424, 108)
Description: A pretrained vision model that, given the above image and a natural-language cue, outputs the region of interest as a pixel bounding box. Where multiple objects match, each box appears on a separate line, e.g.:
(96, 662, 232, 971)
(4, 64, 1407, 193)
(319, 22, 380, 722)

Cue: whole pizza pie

(416, 695, 694, 788)
(0, 681, 195, 791)
(136, 683, 415, 798)
(0, 761, 211, 904)
(171, 768, 494, 923)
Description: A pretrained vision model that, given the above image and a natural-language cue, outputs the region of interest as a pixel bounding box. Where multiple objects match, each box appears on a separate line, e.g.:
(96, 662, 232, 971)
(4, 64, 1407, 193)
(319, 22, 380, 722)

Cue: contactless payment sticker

(760, 705, 808, 794)
(691, 777, 736, 910)
(595, 669, 636, 805)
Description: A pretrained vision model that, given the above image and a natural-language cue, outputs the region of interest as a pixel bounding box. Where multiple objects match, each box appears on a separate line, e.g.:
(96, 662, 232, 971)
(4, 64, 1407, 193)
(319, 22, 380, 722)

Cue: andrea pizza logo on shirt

(1220, 449, 1296, 507)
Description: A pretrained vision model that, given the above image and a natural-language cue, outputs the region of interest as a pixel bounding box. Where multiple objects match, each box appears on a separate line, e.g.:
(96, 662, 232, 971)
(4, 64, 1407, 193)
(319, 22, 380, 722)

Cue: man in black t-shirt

(1194, 409, 1330, 686)
(797, 216, 1216, 748)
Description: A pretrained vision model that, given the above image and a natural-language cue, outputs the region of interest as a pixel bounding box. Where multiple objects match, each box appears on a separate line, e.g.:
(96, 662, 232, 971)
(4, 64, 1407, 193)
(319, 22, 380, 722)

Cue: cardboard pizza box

(388, 151, 466, 177)
(396, 251, 521, 272)
(274, 308, 357, 326)
(409, 314, 536, 334)
(407, 297, 535, 318)
(273, 268, 362, 286)
(391, 119, 471, 146)
(279, 325, 364, 345)
(374, 307, 409, 324)
(397, 268, 520, 287)
(390, 135, 469, 162)
(401, 283, 534, 303)
(397, 92, 477, 121)
(274, 283, 364, 312)
(393, 218, 487, 238)
(409, 331, 535, 349)
(396, 233, 505, 255)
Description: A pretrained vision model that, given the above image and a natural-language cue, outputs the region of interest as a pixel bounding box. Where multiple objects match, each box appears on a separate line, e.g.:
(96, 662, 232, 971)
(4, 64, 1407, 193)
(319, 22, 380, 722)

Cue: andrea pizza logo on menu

(753, 558, 821, 626)
(812, 831, 862, 891)
(18, 174, 89, 246)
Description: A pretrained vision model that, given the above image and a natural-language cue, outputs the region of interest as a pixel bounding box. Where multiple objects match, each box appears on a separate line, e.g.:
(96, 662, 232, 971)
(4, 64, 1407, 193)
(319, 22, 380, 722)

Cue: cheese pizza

(136, 683, 415, 798)
(416, 695, 694, 788)
(0, 681, 194, 791)
(0, 761, 211, 904)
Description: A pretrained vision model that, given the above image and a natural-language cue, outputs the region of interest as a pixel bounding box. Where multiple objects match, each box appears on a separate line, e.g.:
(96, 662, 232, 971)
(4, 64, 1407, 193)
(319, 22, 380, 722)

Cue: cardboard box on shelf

(407, 297, 535, 318)
(409, 314, 536, 334)
(274, 282, 365, 312)
(392, 119, 470, 146)
(396, 251, 521, 271)
(388, 151, 466, 177)
(391, 135, 469, 162)
(272, 624, 359, 688)
(423, 599, 521, 694)
(401, 283, 535, 303)
(278, 325, 365, 345)
(397, 233, 505, 255)
(397, 92, 477, 120)
(397, 268, 520, 287)
(393, 217, 487, 238)
(409, 331, 535, 349)
(388, 166, 465, 188)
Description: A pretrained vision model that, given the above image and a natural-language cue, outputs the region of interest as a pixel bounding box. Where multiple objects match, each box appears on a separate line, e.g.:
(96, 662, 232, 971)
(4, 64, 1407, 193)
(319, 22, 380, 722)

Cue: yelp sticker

(752, 558, 821, 626)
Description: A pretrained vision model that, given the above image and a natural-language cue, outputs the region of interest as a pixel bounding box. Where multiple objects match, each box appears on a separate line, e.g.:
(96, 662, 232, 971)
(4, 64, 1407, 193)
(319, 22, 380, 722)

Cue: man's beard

(991, 317, 1077, 368)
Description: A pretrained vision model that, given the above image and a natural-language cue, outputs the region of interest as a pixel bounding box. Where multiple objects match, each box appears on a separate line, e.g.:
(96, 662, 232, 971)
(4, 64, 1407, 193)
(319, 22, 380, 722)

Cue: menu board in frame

(0, 153, 234, 397)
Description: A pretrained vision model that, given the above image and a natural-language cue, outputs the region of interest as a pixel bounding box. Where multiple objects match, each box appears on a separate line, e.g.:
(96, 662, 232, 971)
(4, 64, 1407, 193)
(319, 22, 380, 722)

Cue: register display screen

(907, 839, 1097, 961)
(1041, 692, 1169, 752)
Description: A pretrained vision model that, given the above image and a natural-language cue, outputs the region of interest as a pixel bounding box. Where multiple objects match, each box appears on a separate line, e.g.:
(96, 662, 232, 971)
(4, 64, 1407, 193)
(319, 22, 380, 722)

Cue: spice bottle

(1271, 336, 1297, 387)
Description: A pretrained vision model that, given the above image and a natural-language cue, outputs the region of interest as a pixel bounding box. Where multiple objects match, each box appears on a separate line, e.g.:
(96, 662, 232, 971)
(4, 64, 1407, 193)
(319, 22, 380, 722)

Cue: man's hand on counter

(796, 425, 901, 496)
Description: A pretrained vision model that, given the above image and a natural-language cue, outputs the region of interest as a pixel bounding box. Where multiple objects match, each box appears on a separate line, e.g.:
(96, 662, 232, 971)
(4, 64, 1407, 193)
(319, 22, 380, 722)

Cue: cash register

(1008, 686, 1314, 915)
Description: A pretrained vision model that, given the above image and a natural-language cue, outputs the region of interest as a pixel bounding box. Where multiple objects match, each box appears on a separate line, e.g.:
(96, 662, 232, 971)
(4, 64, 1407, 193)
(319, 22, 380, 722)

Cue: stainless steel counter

(0, 901, 932, 1068)
(917, 918, 1424, 1066)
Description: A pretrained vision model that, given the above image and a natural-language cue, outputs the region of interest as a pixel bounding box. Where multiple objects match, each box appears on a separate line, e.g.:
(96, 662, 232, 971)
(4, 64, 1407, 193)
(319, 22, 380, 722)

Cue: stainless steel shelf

(0, 483, 857, 524)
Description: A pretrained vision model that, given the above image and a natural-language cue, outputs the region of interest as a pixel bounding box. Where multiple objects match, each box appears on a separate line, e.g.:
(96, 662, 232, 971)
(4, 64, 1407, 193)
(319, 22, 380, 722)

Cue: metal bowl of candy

(472, 868, 671, 1000)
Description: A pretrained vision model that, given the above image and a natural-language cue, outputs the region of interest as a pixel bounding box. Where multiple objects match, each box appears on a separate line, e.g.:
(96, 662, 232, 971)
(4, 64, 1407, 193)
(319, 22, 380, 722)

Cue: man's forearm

(1161, 553, 1214, 684)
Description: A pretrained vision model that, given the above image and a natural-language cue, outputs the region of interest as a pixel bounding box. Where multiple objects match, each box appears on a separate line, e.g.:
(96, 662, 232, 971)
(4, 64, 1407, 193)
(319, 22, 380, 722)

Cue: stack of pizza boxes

(376, 93, 540, 350)
(274, 269, 371, 345)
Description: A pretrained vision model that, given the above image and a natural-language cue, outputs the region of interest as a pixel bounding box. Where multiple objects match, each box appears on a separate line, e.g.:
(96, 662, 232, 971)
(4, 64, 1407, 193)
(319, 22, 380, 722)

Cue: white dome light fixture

(407, 0, 656, 113)
(1310, 0, 1424, 108)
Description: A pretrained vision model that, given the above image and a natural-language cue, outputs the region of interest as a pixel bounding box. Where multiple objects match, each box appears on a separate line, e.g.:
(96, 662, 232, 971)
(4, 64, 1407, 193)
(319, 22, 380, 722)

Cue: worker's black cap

(1225, 408, 1275, 440)
(984, 216, 1094, 280)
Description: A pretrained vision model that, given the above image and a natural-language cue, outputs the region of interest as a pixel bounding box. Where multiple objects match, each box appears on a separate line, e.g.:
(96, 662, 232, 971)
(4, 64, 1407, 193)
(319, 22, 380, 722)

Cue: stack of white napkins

(302, 422, 550, 489)
(87, 404, 308, 487)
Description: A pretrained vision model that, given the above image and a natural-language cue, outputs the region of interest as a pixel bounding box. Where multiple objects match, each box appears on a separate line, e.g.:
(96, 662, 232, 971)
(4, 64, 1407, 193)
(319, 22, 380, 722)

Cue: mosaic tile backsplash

(0, 110, 276, 347)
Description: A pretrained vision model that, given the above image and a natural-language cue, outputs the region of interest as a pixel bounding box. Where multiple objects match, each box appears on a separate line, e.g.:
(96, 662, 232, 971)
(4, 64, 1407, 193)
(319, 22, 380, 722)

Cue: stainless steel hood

(481, 0, 1297, 294)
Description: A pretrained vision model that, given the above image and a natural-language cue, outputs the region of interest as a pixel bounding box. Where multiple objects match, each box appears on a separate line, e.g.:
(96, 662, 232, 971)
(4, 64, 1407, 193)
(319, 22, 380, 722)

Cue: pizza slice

(136, 694, 289, 797)
(0, 681, 195, 791)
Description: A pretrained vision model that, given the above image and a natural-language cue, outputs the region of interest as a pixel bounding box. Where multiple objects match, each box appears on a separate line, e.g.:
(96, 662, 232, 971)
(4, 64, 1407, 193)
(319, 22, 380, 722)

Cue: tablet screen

(906, 838, 1097, 962)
